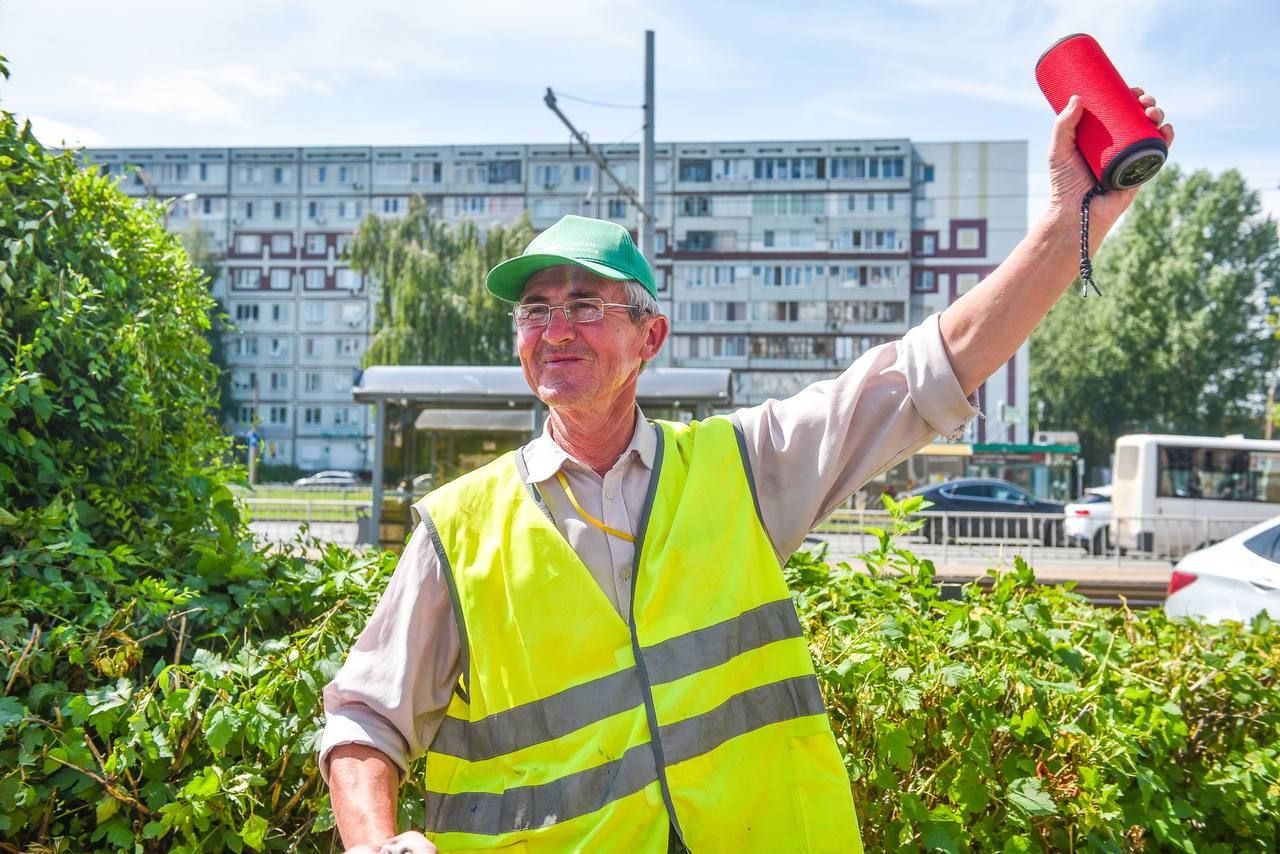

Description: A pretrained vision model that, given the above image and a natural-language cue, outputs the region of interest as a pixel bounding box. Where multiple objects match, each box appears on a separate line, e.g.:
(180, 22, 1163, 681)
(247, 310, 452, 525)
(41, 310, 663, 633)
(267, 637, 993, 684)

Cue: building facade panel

(84, 136, 1027, 470)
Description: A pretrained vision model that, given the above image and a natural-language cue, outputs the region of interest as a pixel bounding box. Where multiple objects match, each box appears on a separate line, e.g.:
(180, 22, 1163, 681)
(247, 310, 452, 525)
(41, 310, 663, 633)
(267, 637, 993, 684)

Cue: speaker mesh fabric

(1036, 33, 1165, 187)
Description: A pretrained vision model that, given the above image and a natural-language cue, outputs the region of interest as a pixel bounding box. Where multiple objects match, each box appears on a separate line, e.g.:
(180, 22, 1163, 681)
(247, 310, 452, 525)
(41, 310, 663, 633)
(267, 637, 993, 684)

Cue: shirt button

(620, 569, 631, 583)
(605, 488, 615, 499)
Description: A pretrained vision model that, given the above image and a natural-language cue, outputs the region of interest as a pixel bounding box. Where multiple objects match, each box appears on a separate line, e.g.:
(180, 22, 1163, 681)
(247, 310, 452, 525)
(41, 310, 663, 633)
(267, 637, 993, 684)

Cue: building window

(268, 405, 288, 425)
(533, 164, 561, 187)
(269, 371, 288, 391)
(304, 269, 327, 290)
(304, 407, 322, 425)
(234, 235, 261, 254)
(333, 407, 350, 426)
(303, 337, 319, 357)
(238, 405, 256, 425)
(678, 159, 712, 182)
(955, 227, 980, 250)
(271, 234, 292, 254)
(336, 269, 362, 291)
(307, 201, 322, 220)
(235, 337, 258, 357)
(681, 196, 710, 217)
(270, 338, 287, 357)
(382, 197, 401, 214)
(234, 304, 259, 322)
(304, 303, 324, 324)
(917, 163, 935, 183)
(305, 234, 326, 255)
(269, 269, 292, 290)
(573, 164, 592, 183)
(681, 231, 715, 252)
(920, 234, 936, 255)
(956, 273, 981, 295)
(607, 199, 627, 218)
(336, 338, 361, 357)
(271, 304, 286, 323)
(304, 372, 321, 392)
(486, 161, 522, 184)
(233, 268, 262, 289)
(913, 269, 937, 293)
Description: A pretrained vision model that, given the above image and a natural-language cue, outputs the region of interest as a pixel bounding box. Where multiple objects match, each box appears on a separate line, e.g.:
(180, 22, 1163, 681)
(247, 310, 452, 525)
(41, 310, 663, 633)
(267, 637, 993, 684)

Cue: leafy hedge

(792, 498, 1280, 852)
(2, 97, 1278, 851)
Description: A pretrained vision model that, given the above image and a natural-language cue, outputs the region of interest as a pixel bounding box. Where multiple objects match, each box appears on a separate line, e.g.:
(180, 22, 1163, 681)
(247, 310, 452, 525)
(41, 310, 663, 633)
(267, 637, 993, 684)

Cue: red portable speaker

(1036, 33, 1166, 190)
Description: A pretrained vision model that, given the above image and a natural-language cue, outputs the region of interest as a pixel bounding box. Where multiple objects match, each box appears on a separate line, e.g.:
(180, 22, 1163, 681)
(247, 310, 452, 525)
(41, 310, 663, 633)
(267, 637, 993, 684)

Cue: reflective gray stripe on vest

(659, 674, 826, 766)
(427, 675, 824, 837)
(430, 597, 802, 762)
(640, 598, 803, 686)
(427, 740, 658, 836)
(432, 667, 645, 761)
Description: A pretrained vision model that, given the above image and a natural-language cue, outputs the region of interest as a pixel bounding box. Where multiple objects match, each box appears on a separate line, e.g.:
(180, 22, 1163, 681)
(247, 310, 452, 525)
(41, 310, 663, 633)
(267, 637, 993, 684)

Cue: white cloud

(23, 114, 105, 148)
(68, 66, 332, 126)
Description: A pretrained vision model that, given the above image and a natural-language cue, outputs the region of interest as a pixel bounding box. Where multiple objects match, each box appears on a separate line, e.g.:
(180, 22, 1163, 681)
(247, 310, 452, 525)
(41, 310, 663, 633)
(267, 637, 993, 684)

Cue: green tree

(179, 227, 236, 426)
(346, 197, 534, 367)
(1031, 166, 1280, 468)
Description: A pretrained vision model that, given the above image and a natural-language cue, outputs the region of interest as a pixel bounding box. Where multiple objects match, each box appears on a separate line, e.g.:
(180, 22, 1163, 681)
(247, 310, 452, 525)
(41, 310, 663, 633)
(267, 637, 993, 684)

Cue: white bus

(1112, 434, 1280, 558)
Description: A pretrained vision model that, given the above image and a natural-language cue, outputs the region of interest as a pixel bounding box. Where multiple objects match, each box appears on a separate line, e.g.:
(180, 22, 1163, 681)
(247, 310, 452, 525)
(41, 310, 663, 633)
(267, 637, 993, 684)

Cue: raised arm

(939, 90, 1173, 396)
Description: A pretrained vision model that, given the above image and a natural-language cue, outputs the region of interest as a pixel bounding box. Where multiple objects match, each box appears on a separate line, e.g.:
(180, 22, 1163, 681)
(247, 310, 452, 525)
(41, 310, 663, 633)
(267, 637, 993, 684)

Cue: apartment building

(84, 137, 1027, 472)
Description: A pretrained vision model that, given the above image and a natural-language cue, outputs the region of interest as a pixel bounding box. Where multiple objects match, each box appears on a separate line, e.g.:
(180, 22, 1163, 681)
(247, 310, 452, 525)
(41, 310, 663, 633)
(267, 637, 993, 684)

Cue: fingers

(1051, 94, 1084, 147)
(1129, 86, 1173, 145)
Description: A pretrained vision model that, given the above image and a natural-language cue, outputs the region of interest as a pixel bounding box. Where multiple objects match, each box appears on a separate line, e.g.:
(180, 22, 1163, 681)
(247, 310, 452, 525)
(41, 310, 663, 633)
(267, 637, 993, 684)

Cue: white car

(292, 470, 361, 489)
(1064, 485, 1112, 555)
(1164, 515, 1280, 623)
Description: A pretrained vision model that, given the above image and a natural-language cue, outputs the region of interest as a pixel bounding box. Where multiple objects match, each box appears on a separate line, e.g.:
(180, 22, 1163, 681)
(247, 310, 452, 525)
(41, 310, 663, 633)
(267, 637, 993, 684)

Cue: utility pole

(543, 30, 656, 259)
(638, 30, 656, 269)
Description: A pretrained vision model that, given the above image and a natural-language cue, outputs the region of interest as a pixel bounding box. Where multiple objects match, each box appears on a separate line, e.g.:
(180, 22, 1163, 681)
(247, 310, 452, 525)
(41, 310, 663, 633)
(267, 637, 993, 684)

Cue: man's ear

(639, 314, 669, 361)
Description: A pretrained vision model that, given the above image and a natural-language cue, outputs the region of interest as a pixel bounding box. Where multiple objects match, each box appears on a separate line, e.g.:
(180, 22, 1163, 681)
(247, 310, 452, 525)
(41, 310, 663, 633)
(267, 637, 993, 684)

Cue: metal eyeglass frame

(509, 298, 636, 328)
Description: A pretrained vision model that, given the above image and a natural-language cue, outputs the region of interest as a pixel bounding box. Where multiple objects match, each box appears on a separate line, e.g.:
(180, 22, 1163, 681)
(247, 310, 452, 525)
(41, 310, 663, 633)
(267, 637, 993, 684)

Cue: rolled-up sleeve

(319, 522, 462, 783)
(736, 312, 979, 559)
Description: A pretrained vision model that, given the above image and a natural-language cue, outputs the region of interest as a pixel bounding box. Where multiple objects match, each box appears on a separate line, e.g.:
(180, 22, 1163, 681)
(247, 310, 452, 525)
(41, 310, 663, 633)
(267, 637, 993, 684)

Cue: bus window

(1251, 452, 1280, 503)
(1157, 446, 1202, 498)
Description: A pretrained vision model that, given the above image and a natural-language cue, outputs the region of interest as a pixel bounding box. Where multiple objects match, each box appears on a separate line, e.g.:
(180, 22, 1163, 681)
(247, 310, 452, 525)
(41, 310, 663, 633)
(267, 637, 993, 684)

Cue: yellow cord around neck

(555, 471, 636, 543)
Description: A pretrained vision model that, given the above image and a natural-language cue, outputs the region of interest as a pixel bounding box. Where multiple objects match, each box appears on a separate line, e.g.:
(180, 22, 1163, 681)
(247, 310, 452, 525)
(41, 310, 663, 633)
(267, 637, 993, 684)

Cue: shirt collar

(521, 405, 656, 484)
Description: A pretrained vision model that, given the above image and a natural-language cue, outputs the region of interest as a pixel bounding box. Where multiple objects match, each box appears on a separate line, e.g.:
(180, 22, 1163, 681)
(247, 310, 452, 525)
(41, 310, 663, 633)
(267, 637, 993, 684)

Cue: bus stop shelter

(352, 365, 733, 544)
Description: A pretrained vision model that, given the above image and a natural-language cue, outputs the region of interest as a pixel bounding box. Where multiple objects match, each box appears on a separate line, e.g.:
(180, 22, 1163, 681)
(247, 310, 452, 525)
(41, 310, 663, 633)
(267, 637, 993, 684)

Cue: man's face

(516, 266, 667, 413)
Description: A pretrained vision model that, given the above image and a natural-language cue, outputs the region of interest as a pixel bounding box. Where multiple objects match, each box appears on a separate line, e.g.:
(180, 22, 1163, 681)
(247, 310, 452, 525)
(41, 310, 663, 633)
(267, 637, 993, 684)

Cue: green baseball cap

(486, 215, 657, 302)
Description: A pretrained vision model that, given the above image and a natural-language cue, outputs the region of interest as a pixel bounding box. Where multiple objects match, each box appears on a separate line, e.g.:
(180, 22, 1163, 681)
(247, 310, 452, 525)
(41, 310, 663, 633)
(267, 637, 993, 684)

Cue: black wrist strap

(1079, 182, 1107, 297)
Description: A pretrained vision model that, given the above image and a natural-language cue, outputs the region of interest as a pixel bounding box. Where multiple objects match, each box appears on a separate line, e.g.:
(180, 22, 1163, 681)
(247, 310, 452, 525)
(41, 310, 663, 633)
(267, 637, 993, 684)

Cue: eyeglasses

(509, 298, 637, 328)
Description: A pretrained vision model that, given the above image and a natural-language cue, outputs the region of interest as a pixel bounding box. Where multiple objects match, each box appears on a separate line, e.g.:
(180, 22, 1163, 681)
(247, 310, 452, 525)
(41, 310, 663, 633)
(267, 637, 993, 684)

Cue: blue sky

(2, 0, 1277, 220)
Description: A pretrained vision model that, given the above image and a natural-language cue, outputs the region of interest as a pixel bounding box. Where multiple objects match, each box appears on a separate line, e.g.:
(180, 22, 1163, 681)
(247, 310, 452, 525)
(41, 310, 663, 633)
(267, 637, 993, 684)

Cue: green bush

(792, 496, 1280, 852)
(0, 98, 382, 850)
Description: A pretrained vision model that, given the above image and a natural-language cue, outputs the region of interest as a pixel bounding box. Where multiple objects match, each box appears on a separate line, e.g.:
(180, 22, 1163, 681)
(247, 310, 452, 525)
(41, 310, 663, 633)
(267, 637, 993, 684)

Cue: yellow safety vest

(414, 417, 862, 853)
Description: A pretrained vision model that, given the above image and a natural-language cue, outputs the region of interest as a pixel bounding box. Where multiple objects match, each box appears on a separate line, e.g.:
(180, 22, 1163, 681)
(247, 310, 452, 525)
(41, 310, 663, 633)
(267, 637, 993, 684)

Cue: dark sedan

(906, 478, 1065, 545)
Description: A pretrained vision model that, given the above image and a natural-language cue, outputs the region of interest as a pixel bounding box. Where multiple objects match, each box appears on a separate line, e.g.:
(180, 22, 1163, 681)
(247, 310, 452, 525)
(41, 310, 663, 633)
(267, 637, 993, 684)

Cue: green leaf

(240, 814, 269, 850)
(922, 821, 962, 854)
(0, 697, 25, 733)
(879, 724, 914, 772)
(1006, 776, 1057, 817)
(95, 793, 120, 824)
(204, 705, 237, 754)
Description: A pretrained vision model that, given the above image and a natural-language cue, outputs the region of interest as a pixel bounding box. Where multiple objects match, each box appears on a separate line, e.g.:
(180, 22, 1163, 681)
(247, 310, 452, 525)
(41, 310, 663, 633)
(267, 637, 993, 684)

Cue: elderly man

(323, 92, 1171, 853)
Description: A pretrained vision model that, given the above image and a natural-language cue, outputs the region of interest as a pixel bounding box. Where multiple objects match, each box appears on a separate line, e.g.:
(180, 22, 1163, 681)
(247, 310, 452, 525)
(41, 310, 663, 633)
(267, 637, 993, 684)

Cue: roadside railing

(242, 498, 367, 546)
(815, 509, 1270, 565)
